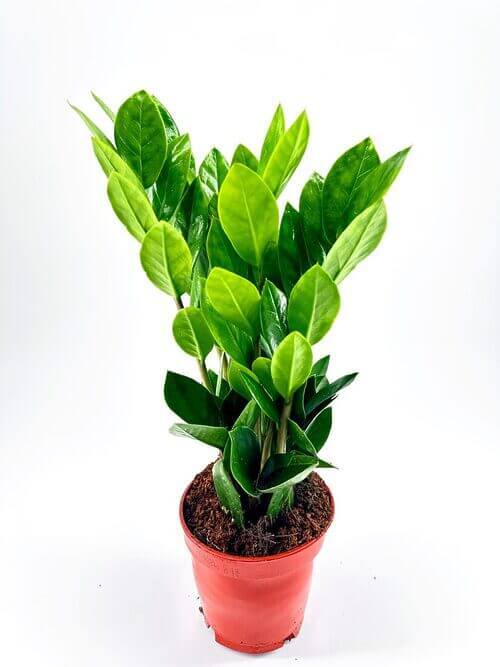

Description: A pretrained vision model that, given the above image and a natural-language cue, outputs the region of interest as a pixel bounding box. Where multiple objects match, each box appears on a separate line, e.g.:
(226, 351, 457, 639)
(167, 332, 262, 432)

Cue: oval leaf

(299, 172, 327, 262)
(251, 357, 279, 400)
(271, 332, 313, 402)
(207, 216, 249, 277)
(172, 306, 214, 360)
(218, 164, 279, 267)
(305, 406, 332, 452)
(230, 426, 261, 497)
(288, 265, 340, 344)
(107, 173, 157, 242)
(278, 204, 312, 295)
(257, 452, 318, 493)
(212, 460, 244, 528)
(258, 104, 285, 173)
(323, 201, 387, 283)
(227, 361, 258, 400)
(92, 137, 142, 187)
(206, 267, 260, 337)
(262, 111, 309, 197)
(231, 144, 259, 171)
(164, 371, 220, 426)
(152, 134, 192, 222)
(140, 221, 191, 298)
(240, 373, 280, 423)
(199, 148, 229, 200)
(169, 423, 228, 449)
(260, 280, 288, 354)
(233, 399, 260, 429)
(114, 90, 167, 187)
(287, 419, 317, 456)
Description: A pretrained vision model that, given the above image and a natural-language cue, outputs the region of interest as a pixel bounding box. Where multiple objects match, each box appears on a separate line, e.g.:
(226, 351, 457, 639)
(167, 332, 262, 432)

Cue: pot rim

(179, 470, 335, 563)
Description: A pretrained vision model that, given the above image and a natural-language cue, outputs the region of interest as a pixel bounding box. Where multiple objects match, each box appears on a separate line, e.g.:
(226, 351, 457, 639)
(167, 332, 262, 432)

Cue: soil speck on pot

(183, 462, 332, 557)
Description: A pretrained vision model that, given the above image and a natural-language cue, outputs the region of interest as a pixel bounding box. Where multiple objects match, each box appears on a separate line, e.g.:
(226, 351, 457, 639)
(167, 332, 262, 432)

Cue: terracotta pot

(179, 482, 334, 654)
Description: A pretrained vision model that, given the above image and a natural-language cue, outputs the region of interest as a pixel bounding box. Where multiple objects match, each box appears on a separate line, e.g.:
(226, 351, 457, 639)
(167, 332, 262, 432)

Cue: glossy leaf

(322, 137, 380, 241)
(164, 371, 220, 426)
(187, 178, 210, 271)
(260, 280, 288, 354)
(262, 111, 309, 197)
(169, 423, 228, 449)
(221, 390, 247, 428)
(92, 137, 142, 187)
(278, 204, 312, 295)
(230, 426, 261, 497)
(199, 148, 229, 200)
(206, 267, 260, 337)
(218, 164, 279, 267)
(172, 306, 214, 359)
(267, 486, 293, 519)
(258, 104, 285, 173)
(271, 332, 313, 402)
(231, 144, 259, 171)
(288, 265, 340, 344)
(305, 372, 358, 415)
(257, 452, 318, 493)
(107, 173, 157, 242)
(200, 287, 253, 365)
(213, 460, 244, 528)
(69, 102, 113, 146)
(140, 221, 191, 298)
(152, 96, 180, 142)
(251, 357, 279, 400)
(324, 201, 387, 283)
(305, 406, 332, 452)
(233, 400, 260, 429)
(299, 172, 326, 262)
(241, 373, 280, 423)
(311, 355, 330, 379)
(152, 134, 192, 221)
(227, 361, 257, 400)
(288, 419, 317, 455)
(207, 216, 249, 277)
(91, 91, 115, 121)
(114, 90, 167, 187)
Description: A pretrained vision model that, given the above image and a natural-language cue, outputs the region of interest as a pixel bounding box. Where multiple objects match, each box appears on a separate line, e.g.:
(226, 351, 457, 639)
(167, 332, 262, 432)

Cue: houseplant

(72, 90, 409, 653)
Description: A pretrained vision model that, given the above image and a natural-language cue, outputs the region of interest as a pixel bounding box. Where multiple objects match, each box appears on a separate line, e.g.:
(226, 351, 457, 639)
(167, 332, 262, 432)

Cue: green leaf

(311, 355, 330, 379)
(230, 426, 261, 497)
(299, 172, 327, 262)
(152, 134, 192, 222)
(91, 91, 115, 121)
(266, 486, 294, 519)
(212, 460, 244, 528)
(251, 357, 279, 400)
(221, 390, 247, 428)
(287, 419, 317, 456)
(323, 201, 387, 283)
(258, 104, 285, 173)
(288, 265, 340, 344)
(278, 204, 312, 295)
(207, 216, 249, 277)
(316, 457, 338, 469)
(169, 423, 228, 449)
(227, 361, 257, 400)
(322, 137, 380, 242)
(107, 173, 157, 242)
(206, 267, 261, 337)
(262, 111, 309, 197)
(233, 400, 260, 429)
(241, 373, 280, 423)
(69, 102, 113, 146)
(231, 144, 258, 171)
(218, 164, 279, 267)
(187, 178, 210, 271)
(152, 96, 180, 142)
(347, 147, 410, 222)
(172, 306, 214, 360)
(199, 148, 229, 200)
(114, 90, 167, 188)
(164, 371, 220, 426)
(260, 280, 288, 354)
(305, 406, 332, 452)
(271, 332, 313, 402)
(258, 452, 318, 493)
(140, 221, 191, 298)
(92, 137, 142, 187)
(305, 372, 358, 416)
(200, 287, 253, 365)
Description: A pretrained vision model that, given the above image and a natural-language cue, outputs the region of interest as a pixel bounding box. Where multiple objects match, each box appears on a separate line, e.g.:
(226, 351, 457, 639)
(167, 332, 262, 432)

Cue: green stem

(197, 358, 212, 392)
(276, 400, 292, 454)
(261, 423, 274, 471)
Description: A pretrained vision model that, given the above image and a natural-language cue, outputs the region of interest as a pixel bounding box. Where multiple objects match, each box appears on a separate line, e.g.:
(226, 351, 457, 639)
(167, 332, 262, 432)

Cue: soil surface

(183, 462, 332, 557)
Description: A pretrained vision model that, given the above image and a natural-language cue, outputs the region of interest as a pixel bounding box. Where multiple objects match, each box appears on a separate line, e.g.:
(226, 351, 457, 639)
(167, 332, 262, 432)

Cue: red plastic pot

(179, 482, 335, 654)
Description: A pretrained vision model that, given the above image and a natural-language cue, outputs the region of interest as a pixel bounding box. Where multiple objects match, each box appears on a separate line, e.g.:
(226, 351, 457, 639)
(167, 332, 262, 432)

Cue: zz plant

(72, 90, 409, 527)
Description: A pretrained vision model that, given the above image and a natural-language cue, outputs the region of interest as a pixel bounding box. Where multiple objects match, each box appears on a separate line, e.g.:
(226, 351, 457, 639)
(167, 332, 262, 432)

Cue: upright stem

(276, 400, 292, 454)
(260, 424, 274, 471)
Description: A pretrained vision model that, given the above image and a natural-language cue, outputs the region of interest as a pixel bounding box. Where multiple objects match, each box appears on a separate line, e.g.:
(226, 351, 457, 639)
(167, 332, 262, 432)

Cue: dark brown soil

(183, 462, 332, 557)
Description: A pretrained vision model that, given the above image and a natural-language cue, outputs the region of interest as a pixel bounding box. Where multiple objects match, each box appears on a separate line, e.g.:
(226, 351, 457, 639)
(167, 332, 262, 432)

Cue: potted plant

(72, 90, 409, 654)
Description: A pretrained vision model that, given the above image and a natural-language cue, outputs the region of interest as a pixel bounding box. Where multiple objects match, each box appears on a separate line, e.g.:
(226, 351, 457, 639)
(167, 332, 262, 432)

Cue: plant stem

(261, 424, 274, 471)
(276, 400, 292, 454)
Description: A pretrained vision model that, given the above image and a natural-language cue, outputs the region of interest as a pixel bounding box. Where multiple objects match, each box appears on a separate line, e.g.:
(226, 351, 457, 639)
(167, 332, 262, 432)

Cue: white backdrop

(1, 1, 499, 665)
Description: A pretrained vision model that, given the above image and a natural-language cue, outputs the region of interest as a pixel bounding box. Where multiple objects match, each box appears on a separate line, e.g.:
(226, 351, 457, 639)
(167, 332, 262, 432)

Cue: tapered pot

(180, 482, 334, 654)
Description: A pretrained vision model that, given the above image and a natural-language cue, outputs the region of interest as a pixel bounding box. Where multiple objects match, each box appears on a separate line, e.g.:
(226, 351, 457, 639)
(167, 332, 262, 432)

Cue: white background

(1, 0, 499, 664)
